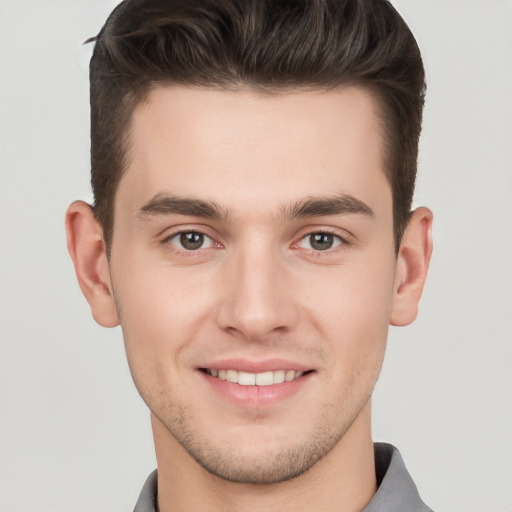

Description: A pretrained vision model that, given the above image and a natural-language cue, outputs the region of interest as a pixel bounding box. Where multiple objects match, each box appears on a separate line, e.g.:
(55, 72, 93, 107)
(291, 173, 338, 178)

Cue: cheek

(114, 251, 211, 326)
(113, 274, 208, 414)
(306, 252, 395, 328)
(305, 256, 395, 379)
(111, 257, 215, 381)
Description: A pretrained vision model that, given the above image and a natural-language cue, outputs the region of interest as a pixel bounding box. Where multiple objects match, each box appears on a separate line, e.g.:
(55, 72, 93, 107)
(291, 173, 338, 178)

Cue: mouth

(200, 368, 311, 386)
(198, 359, 315, 407)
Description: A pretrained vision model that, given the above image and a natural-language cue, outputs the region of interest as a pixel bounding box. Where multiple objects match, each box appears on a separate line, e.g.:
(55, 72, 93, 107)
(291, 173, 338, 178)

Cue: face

(109, 85, 398, 483)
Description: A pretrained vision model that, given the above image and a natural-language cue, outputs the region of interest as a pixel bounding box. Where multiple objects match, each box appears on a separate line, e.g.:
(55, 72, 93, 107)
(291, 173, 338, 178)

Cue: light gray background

(0, 1, 511, 510)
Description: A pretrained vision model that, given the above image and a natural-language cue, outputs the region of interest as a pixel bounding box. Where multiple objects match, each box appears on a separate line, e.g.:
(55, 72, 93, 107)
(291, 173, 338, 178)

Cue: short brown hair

(89, 0, 426, 253)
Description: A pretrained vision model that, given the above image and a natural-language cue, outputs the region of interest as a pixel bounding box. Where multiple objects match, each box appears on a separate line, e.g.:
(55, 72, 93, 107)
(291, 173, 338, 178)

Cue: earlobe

(65, 200, 120, 328)
(390, 207, 433, 327)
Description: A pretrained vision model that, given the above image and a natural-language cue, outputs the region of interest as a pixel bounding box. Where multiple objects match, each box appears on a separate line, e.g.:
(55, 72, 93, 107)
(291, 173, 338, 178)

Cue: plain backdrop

(0, 1, 511, 511)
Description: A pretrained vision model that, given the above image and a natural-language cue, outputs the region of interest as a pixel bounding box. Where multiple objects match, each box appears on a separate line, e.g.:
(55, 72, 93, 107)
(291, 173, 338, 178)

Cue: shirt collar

(364, 443, 433, 512)
(134, 443, 432, 512)
(134, 468, 158, 512)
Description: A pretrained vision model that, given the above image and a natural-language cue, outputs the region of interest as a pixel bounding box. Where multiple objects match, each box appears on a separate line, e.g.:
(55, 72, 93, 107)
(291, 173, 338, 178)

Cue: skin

(66, 85, 432, 512)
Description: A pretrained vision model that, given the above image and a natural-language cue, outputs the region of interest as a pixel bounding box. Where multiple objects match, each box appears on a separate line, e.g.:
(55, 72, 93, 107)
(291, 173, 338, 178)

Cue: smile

(202, 368, 306, 386)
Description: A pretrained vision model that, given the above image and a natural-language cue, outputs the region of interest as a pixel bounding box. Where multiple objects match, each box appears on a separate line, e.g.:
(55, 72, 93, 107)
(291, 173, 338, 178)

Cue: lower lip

(199, 371, 313, 408)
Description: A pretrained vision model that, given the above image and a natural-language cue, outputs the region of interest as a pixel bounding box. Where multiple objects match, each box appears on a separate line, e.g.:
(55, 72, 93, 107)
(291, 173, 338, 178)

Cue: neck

(152, 403, 377, 512)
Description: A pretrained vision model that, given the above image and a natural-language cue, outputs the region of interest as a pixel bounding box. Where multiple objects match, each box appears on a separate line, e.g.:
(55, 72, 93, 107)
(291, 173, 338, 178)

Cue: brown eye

(168, 231, 214, 251)
(299, 232, 343, 251)
(180, 232, 204, 250)
(310, 233, 334, 250)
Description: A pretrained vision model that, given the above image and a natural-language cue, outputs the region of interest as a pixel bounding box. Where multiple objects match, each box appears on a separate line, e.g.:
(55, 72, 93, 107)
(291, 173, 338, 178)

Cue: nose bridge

(216, 234, 297, 339)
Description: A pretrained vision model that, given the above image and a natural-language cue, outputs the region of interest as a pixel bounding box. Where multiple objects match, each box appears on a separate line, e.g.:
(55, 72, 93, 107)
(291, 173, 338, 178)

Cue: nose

(215, 241, 299, 341)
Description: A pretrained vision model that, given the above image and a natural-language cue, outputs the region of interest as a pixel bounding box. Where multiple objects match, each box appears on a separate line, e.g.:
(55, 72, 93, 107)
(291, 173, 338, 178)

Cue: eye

(167, 231, 215, 251)
(298, 232, 344, 251)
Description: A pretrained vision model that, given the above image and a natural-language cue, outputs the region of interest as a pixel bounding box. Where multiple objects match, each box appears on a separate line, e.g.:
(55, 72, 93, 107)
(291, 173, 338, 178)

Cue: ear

(65, 201, 120, 328)
(390, 207, 433, 326)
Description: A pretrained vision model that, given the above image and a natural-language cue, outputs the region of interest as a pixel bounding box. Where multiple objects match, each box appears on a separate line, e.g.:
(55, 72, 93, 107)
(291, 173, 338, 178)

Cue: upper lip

(199, 358, 313, 373)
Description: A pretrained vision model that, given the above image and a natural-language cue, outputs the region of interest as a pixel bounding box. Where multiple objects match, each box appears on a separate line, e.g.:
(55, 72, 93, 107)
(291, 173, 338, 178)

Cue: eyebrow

(137, 192, 374, 222)
(137, 194, 230, 221)
(279, 194, 374, 220)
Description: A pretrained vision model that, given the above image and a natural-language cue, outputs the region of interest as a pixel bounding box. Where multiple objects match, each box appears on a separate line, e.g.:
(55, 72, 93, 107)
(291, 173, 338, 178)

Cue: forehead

(117, 85, 390, 221)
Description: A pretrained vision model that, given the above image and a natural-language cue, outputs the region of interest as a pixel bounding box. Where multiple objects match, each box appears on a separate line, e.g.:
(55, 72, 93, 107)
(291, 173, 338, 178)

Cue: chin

(186, 443, 332, 485)
(166, 415, 350, 485)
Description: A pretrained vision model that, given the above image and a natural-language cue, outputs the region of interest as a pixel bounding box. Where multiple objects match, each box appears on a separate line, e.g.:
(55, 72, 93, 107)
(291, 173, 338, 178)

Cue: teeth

(238, 371, 256, 385)
(206, 368, 306, 386)
(226, 369, 238, 383)
(273, 370, 285, 384)
(255, 371, 273, 386)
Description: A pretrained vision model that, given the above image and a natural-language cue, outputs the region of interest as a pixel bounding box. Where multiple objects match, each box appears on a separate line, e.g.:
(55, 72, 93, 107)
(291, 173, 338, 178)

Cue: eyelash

(162, 229, 349, 257)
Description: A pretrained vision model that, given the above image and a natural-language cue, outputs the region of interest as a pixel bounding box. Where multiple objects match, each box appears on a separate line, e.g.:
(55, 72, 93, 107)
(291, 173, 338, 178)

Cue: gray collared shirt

(133, 443, 433, 512)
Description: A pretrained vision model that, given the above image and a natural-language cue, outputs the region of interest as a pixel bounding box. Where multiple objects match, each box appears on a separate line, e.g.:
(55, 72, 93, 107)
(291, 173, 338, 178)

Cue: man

(66, 0, 433, 510)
